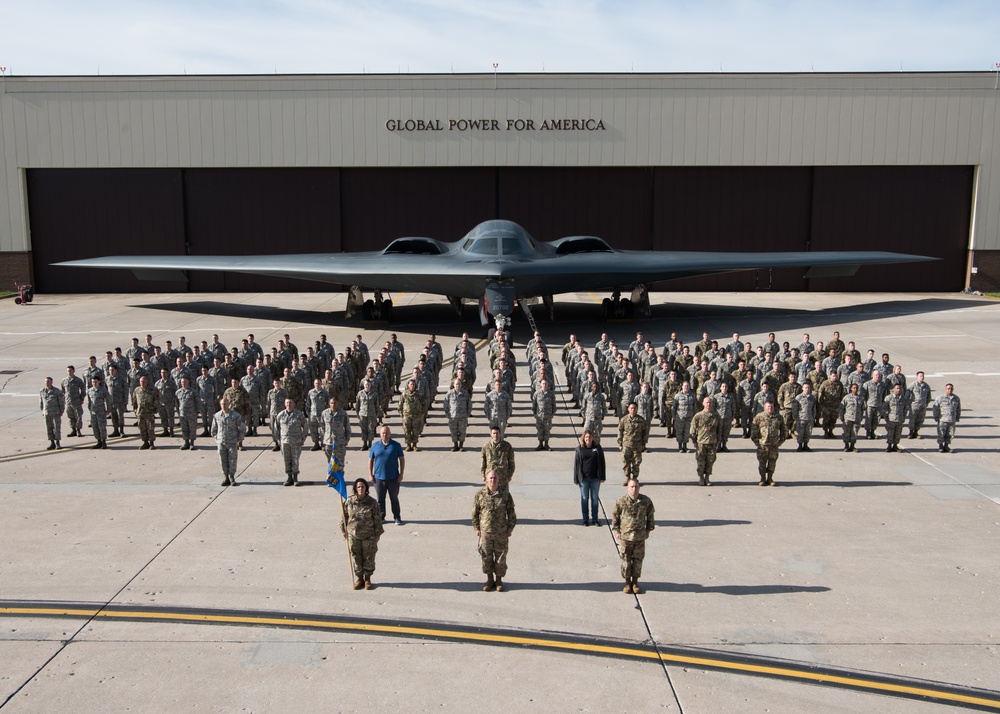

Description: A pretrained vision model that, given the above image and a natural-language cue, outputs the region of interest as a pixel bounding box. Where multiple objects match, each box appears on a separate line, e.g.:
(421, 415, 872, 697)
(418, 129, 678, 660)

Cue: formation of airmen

(38, 324, 964, 593)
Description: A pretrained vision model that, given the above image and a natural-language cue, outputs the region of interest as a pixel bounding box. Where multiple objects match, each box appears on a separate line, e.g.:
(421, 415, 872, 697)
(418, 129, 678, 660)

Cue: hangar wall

(0, 72, 996, 291)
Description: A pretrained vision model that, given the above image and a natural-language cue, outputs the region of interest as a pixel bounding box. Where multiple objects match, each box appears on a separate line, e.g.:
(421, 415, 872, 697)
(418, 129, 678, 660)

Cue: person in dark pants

(368, 424, 406, 525)
(573, 429, 606, 526)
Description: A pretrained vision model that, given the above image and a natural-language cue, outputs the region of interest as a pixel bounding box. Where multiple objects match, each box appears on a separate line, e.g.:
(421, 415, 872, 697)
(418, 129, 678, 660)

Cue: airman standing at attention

(342, 478, 384, 591)
(399, 379, 425, 452)
(612, 479, 655, 595)
(776, 372, 802, 438)
(176, 376, 200, 451)
(133, 375, 160, 450)
(882, 382, 910, 452)
(737, 368, 760, 438)
(355, 379, 380, 450)
(483, 380, 513, 436)
(267, 378, 288, 452)
(862, 370, 886, 440)
(62, 366, 86, 438)
(711, 381, 737, 452)
(442, 378, 471, 452)
(907, 371, 932, 439)
(197, 366, 218, 437)
(671, 382, 697, 453)
(617, 402, 649, 484)
(223, 377, 251, 451)
(473, 469, 517, 593)
(531, 379, 556, 451)
(933, 383, 961, 453)
(277, 398, 308, 487)
(240, 365, 264, 437)
(40, 377, 65, 450)
(580, 381, 607, 443)
(106, 364, 128, 438)
(212, 396, 246, 487)
(751, 400, 787, 486)
(690, 396, 720, 486)
(817, 371, 846, 439)
(322, 395, 352, 472)
(306, 378, 330, 451)
(155, 368, 177, 437)
(792, 381, 817, 451)
(481, 426, 516, 488)
(840, 382, 866, 452)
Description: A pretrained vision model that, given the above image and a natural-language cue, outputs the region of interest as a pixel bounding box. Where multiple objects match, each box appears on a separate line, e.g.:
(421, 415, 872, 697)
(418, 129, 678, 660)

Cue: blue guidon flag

(327, 452, 347, 499)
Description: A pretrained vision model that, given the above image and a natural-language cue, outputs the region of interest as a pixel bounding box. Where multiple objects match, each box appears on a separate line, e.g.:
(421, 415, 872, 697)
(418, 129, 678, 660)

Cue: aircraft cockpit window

(501, 237, 528, 255)
(468, 238, 499, 255)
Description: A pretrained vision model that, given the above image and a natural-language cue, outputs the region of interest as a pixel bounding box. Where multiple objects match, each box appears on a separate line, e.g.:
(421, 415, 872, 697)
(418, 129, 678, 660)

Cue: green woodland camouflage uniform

(751, 411, 787, 485)
(480, 439, 516, 488)
(133, 385, 160, 448)
(689, 409, 720, 485)
(617, 413, 649, 482)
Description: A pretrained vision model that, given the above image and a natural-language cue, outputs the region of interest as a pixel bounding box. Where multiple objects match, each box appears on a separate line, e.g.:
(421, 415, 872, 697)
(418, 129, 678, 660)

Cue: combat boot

(494, 577, 504, 592)
(545, 441, 552, 451)
(311, 444, 322, 451)
(293, 474, 301, 486)
(47, 441, 56, 451)
(101, 440, 108, 449)
(483, 574, 495, 592)
(283, 475, 294, 487)
(623, 579, 633, 594)
(110, 430, 120, 438)
(631, 580, 643, 594)
(140, 441, 150, 450)
(181, 441, 190, 450)
(68, 428, 77, 437)
(353, 579, 364, 590)
(221, 477, 230, 487)
(272, 444, 281, 452)
(364, 577, 373, 590)
(149, 443, 156, 450)
(535, 441, 544, 451)
(55, 441, 62, 449)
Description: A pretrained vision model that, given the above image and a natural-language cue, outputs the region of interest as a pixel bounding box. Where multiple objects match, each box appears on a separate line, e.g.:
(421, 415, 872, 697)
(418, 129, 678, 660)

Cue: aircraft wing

(56, 248, 936, 299)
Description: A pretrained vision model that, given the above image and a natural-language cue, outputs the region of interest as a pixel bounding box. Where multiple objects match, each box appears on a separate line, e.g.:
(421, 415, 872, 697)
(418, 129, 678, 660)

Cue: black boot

(47, 441, 56, 451)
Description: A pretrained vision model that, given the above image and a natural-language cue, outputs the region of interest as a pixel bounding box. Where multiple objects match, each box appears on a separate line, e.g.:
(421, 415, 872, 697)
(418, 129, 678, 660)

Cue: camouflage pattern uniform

(223, 385, 252, 444)
(862, 378, 887, 439)
(689, 409, 720, 485)
(736, 376, 759, 436)
(39, 384, 66, 446)
(62, 373, 86, 436)
(85, 382, 110, 446)
(711, 389, 737, 450)
(933, 392, 962, 451)
(241, 373, 265, 434)
(481, 439, 516, 488)
(472, 485, 517, 580)
(671, 390, 697, 452)
(107, 372, 129, 437)
(483, 388, 513, 436)
(355, 383, 380, 449)
(341, 492, 384, 583)
(881, 390, 910, 450)
(133, 385, 161, 448)
(751, 411, 787, 485)
(322, 405, 352, 471)
(777, 380, 802, 436)
(277, 408, 308, 485)
(212, 408, 246, 484)
(611, 492, 655, 586)
(792, 390, 817, 449)
(580, 387, 607, 443)
(840, 390, 866, 451)
(617, 412, 649, 482)
(267, 385, 288, 449)
(155, 375, 177, 436)
(176, 385, 200, 448)
(442, 385, 471, 450)
(907, 380, 932, 438)
(307, 386, 330, 449)
(817, 377, 846, 437)
(197, 373, 217, 435)
(398, 387, 426, 450)
(531, 386, 556, 449)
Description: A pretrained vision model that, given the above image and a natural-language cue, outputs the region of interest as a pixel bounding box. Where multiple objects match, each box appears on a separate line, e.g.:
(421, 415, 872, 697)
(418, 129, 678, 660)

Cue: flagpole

(331, 453, 357, 583)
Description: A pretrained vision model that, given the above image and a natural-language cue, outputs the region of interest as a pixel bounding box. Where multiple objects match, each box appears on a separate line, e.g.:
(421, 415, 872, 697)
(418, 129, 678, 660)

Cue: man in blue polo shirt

(369, 424, 406, 525)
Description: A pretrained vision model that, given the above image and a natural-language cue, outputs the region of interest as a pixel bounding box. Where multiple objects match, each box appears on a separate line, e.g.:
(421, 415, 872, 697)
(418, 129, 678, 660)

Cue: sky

(1, 0, 999, 76)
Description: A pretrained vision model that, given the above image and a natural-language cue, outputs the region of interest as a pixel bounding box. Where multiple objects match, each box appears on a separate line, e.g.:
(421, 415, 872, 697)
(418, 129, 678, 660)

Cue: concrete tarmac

(1, 290, 998, 713)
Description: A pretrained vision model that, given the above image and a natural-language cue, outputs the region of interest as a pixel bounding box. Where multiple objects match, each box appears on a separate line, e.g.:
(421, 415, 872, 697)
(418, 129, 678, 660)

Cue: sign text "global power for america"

(385, 118, 607, 132)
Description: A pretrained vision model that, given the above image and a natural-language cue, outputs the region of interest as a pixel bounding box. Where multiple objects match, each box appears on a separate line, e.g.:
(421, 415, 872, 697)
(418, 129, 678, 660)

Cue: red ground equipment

(13, 282, 33, 305)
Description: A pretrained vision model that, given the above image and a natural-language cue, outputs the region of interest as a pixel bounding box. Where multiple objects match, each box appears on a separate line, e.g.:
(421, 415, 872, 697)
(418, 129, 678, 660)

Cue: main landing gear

(347, 287, 393, 321)
(601, 286, 650, 321)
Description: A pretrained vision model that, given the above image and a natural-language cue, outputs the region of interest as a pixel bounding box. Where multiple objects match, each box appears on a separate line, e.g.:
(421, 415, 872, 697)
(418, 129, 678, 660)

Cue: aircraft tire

(362, 299, 375, 320)
(621, 299, 634, 319)
(601, 298, 612, 320)
(381, 299, 393, 321)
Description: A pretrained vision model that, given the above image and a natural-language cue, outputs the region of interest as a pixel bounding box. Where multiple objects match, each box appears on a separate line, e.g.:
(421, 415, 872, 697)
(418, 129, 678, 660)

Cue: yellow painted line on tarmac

(3, 605, 998, 709)
(0, 435, 140, 463)
(587, 291, 602, 304)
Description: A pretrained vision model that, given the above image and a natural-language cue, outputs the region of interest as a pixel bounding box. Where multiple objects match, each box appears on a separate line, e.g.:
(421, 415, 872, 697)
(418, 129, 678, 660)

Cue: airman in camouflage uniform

(306, 379, 330, 451)
(881, 383, 910, 452)
(133, 375, 161, 450)
(442, 378, 471, 451)
(751, 401, 787, 486)
(481, 427, 516, 488)
(690, 397, 721, 486)
(907, 371, 932, 439)
(197, 366, 217, 436)
(617, 402, 649, 484)
(531, 379, 556, 451)
(62, 366, 86, 438)
(817, 372, 846, 438)
(154, 369, 177, 437)
(399, 380, 426, 451)
(240, 366, 265, 436)
(277, 398, 307, 486)
(862, 371, 886, 440)
(580, 382, 607, 443)
(355, 380, 380, 450)
(322, 396, 352, 473)
(176, 376, 200, 450)
(267, 378, 288, 452)
(85, 377, 110, 449)
(840, 383, 865, 452)
(106, 365, 128, 437)
(39, 377, 65, 450)
(933, 383, 961, 453)
(212, 396, 246, 486)
(342, 478, 384, 590)
(792, 381, 817, 451)
(671, 382, 697, 453)
(736, 369, 760, 438)
(776, 373, 802, 437)
(473, 470, 517, 592)
(612, 479, 655, 594)
(712, 382, 737, 451)
(483, 380, 513, 436)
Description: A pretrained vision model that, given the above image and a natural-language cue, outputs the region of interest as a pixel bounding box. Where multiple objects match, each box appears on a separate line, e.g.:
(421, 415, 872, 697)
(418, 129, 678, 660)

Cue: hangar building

(0, 72, 997, 295)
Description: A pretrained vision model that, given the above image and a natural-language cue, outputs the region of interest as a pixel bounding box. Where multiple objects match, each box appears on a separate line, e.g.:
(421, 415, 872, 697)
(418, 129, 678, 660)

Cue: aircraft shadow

(660, 519, 753, 528)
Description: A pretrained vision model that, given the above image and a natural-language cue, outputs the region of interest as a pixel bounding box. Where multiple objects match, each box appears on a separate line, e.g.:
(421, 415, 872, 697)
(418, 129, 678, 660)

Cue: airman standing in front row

(612, 479, 655, 594)
(39, 377, 65, 450)
(751, 400, 787, 486)
(617, 402, 649, 485)
(473, 469, 517, 593)
(690, 396, 720, 486)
